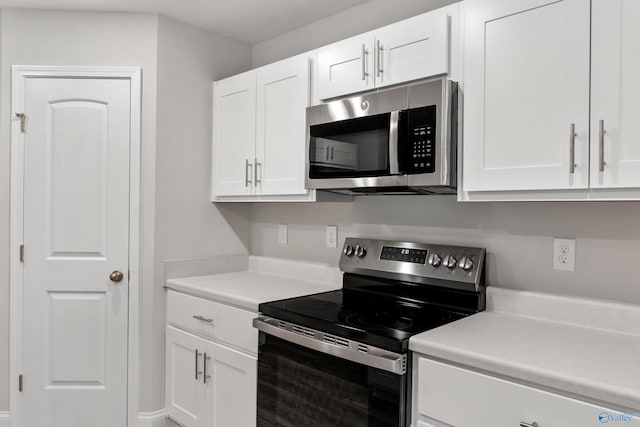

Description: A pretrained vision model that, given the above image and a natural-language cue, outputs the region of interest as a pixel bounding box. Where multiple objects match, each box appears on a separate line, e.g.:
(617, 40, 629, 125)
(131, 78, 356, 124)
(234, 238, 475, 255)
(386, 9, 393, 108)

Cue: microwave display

(401, 105, 437, 174)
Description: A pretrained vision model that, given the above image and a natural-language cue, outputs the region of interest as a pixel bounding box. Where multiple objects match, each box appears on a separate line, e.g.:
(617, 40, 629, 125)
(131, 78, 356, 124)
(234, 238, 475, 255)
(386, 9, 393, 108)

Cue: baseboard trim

(0, 412, 10, 427)
(137, 410, 167, 427)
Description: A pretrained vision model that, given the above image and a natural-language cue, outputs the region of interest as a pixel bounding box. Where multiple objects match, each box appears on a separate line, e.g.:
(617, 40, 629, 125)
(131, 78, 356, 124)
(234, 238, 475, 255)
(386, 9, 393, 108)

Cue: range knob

(355, 245, 367, 258)
(343, 245, 355, 257)
(458, 256, 474, 271)
(443, 255, 457, 269)
(427, 253, 442, 267)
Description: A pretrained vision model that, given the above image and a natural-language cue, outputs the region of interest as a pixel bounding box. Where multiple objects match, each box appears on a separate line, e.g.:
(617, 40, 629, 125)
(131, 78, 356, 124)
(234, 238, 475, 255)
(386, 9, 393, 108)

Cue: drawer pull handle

(193, 315, 214, 323)
(520, 422, 538, 427)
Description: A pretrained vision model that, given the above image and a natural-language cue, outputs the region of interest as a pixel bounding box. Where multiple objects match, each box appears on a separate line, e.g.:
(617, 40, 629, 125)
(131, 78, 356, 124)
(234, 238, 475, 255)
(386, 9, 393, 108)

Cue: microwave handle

(389, 111, 400, 175)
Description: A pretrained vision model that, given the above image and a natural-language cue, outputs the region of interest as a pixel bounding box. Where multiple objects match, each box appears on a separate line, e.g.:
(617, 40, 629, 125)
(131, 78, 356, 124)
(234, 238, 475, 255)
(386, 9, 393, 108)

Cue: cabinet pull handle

(245, 159, 252, 187)
(203, 353, 212, 384)
(255, 158, 262, 184)
(569, 123, 577, 174)
(330, 146, 334, 161)
(193, 315, 213, 323)
(599, 119, 606, 172)
(194, 349, 203, 380)
(361, 44, 368, 81)
(520, 422, 538, 427)
(376, 40, 383, 77)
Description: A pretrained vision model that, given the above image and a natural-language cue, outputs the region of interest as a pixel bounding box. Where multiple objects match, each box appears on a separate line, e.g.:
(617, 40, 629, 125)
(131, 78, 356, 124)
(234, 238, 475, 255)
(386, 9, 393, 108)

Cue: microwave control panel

(403, 105, 436, 174)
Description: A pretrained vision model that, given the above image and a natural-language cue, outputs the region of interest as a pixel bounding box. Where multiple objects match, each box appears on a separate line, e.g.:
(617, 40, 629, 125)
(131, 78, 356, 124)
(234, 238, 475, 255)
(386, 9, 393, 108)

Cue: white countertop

(409, 287, 640, 411)
(165, 256, 342, 312)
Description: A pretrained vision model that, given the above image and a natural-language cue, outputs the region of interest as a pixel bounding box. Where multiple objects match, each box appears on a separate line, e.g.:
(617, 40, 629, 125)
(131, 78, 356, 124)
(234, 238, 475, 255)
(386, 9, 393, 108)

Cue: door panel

(317, 33, 375, 100)
(255, 55, 310, 196)
(208, 340, 257, 427)
(375, 7, 450, 89)
(22, 76, 130, 427)
(591, 0, 640, 188)
(462, 0, 590, 192)
(165, 327, 207, 427)
(213, 71, 256, 197)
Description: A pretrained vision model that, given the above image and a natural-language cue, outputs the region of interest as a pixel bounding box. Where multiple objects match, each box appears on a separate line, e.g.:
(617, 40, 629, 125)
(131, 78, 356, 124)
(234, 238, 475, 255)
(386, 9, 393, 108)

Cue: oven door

(255, 323, 409, 427)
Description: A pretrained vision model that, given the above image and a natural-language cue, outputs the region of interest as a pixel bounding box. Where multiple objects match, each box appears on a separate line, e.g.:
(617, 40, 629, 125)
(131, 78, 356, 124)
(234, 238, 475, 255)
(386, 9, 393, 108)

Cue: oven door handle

(388, 111, 400, 175)
(253, 316, 407, 375)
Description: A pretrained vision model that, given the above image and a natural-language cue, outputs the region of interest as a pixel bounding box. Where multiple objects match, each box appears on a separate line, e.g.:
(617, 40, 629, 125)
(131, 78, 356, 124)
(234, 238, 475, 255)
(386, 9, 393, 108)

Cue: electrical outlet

(553, 238, 576, 271)
(278, 224, 288, 245)
(326, 226, 337, 248)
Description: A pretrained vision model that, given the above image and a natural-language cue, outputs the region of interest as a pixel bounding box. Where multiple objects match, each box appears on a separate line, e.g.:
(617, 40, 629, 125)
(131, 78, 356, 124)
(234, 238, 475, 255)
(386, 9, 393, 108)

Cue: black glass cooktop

(259, 284, 470, 353)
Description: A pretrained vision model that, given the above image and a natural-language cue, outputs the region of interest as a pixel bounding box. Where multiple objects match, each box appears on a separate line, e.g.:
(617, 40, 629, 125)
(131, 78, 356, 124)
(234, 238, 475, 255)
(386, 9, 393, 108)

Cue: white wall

(251, 197, 640, 305)
(153, 15, 251, 411)
(249, 0, 640, 306)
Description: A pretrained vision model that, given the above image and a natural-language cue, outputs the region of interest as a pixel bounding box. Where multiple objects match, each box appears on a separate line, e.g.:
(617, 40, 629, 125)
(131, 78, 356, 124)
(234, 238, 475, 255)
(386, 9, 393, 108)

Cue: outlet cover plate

(326, 226, 337, 248)
(553, 238, 576, 271)
(278, 224, 288, 245)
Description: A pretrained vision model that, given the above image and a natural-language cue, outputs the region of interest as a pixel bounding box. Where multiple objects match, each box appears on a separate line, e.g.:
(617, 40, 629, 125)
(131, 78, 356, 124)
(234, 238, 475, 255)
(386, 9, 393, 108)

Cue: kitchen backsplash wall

(251, 196, 640, 305)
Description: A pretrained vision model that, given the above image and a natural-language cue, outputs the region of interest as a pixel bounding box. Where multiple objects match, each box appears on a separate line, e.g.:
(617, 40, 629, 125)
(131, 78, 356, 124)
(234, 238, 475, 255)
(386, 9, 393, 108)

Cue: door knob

(110, 270, 124, 283)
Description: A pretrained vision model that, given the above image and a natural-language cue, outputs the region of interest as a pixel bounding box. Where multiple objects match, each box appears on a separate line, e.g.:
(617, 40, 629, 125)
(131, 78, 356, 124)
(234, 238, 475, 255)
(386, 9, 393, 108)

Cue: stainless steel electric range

(253, 238, 486, 427)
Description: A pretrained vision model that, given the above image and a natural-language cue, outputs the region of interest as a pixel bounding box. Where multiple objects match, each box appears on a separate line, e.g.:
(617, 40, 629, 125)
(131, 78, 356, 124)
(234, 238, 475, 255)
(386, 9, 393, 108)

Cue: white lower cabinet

(413, 357, 638, 427)
(165, 291, 257, 427)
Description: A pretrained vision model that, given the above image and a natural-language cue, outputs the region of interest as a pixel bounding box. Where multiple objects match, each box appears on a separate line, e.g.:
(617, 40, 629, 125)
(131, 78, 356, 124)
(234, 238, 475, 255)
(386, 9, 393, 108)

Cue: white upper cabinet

(255, 56, 310, 196)
(375, 8, 449, 90)
(462, 0, 591, 192)
(212, 54, 314, 201)
(591, 0, 640, 189)
(212, 71, 256, 197)
(317, 33, 375, 100)
(317, 5, 455, 100)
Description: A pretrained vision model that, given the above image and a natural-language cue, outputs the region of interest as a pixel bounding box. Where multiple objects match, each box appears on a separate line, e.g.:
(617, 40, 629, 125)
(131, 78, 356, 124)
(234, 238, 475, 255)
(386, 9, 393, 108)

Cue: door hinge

(15, 113, 26, 133)
(18, 374, 23, 392)
(19, 244, 24, 263)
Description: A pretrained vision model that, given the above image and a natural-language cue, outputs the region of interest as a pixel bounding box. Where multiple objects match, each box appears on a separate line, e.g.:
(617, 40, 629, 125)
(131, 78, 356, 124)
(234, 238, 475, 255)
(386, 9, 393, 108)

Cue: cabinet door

(165, 326, 207, 427)
(417, 358, 639, 427)
(255, 55, 311, 196)
(212, 71, 256, 197)
(375, 7, 451, 89)
(591, 0, 640, 189)
(206, 341, 257, 427)
(462, 0, 590, 192)
(317, 33, 375, 100)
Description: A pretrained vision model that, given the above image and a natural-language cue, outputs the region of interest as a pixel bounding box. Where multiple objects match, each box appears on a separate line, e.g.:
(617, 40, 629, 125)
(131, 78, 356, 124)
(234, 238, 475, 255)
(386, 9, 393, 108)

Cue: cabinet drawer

(167, 290, 258, 353)
(417, 358, 636, 427)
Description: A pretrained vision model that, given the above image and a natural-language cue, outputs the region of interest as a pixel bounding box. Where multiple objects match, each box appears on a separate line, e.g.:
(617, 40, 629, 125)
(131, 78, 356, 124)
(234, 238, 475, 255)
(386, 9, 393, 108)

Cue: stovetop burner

(345, 312, 414, 331)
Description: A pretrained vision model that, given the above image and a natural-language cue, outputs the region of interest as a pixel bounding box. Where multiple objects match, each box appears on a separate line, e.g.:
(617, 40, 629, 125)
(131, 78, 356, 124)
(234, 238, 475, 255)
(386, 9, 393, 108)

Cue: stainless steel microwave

(305, 79, 458, 195)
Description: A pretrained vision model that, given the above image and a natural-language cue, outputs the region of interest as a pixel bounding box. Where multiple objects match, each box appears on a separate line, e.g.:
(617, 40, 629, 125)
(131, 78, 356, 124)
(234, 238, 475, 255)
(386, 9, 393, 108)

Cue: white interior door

(462, 0, 590, 192)
(21, 76, 131, 427)
(591, 0, 640, 189)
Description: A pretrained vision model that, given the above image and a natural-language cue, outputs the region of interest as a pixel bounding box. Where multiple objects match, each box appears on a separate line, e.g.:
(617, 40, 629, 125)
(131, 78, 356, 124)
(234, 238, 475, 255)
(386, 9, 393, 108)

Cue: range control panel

(339, 238, 486, 291)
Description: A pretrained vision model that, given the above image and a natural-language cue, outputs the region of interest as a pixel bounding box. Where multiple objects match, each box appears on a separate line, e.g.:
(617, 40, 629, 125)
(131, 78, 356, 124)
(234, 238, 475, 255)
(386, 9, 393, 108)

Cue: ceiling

(0, 0, 371, 44)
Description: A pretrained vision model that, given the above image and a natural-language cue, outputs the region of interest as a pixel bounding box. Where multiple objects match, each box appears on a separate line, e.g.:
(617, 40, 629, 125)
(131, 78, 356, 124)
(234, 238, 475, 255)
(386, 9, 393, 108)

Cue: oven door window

(309, 113, 391, 178)
(257, 334, 407, 427)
